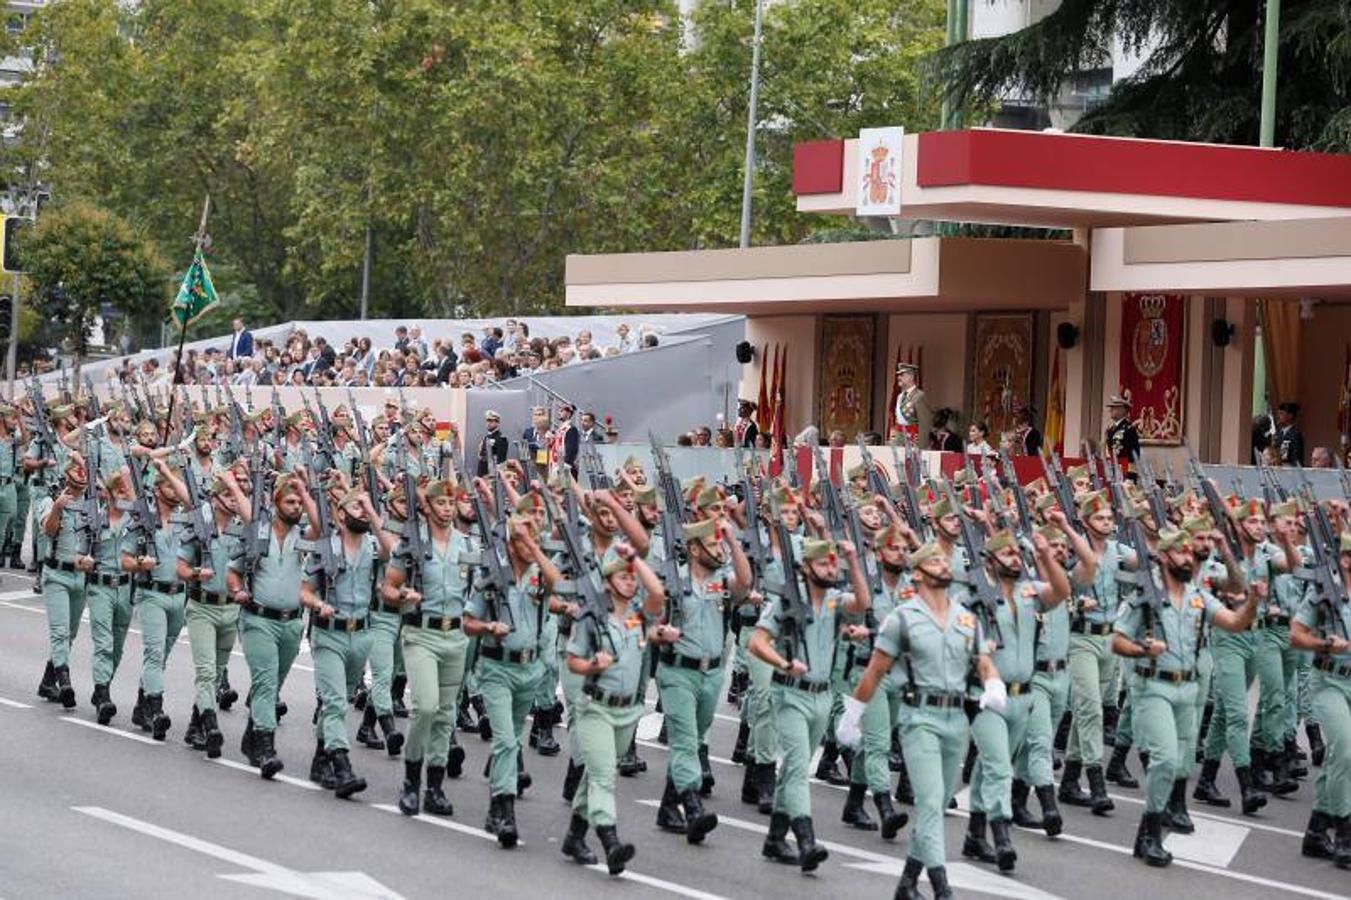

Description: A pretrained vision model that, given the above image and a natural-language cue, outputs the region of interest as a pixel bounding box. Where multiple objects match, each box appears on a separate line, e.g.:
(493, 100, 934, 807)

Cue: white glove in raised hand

(979, 677, 1008, 714)
(835, 695, 867, 749)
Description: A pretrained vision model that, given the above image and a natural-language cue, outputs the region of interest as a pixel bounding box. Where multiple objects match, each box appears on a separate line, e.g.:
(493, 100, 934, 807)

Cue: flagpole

(161, 194, 211, 445)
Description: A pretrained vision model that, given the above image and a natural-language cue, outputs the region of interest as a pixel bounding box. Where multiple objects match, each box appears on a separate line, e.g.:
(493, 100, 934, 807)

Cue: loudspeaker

(735, 341, 753, 364)
(1055, 322, 1080, 350)
(1210, 319, 1235, 347)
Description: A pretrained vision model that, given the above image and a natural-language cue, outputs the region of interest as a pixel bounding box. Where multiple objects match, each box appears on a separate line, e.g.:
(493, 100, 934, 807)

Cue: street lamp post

(737, 0, 766, 250)
(1260, 0, 1281, 147)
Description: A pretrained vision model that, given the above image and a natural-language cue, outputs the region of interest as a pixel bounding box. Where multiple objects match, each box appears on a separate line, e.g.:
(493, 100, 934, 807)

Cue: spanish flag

(1044, 345, 1065, 455)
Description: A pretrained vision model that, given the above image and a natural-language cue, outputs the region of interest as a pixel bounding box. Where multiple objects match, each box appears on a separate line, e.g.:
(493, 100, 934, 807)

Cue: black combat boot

(1195, 702, 1214, 762)
(1192, 758, 1231, 807)
(1266, 746, 1299, 795)
(37, 660, 58, 702)
(1235, 765, 1268, 816)
(309, 741, 335, 787)
(962, 811, 997, 863)
(184, 706, 205, 750)
(1054, 711, 1072, 753)
(680, 790, 718, 844)
(255, 730, 283, 780)
(275, 700, 288, 721)
(740, 760, 758, 804)
(1334, 816, 1351, 869)
(618, 734, 645, 776)
(1162, 779, 1194, 833)
(351, 681, 368, 711)
(472, 694, 492, 740)
(790, 817, 828, 872)
(842, 782, 877, 831)
(1132, 812, 1172, 867)
(378, 713, 404, 757)
(456, 692, 477, 731)
(390, 674, 409, 718)
(55, 664, 76, 709)
(874, 790, 908, 840)
(731, 720, 749, 765)
(889, 729, 904, 771)
(1251, 747, 1276, 792)
(726, 668, 747, 705)
(927, 864, 954, 899)
(894, 857, 923, 900)
(398, 760, 421, 816)
(990, 818, 1017, 871)
(531, 707, 560, 756)
(698, 743, 715, 795)
(894, 754, 914, 804)
(199, 708, 223, 759)
(91, 683, 117, 726)
(1085, 764, 1114, 815)
(1011, 778, 1042, 829)
(145, 693, 170, 741)
(356, 704, 384, 750)
(1102, 705, 1119, 747)
(815, 740, 847, 786)
(422, 765, 453, 815)
(329, 749, 367, 799)
(516, 749, 532, 796)
(216, 671, 238, 711)
(1035, 784, 1063, 837)
(1302, 809, 1335, 859)
(1286, 737, 1308, 779)
(762, 811, 796, 863)
(1307, 722, 1326, 767)
(240, 716, 258, 764)
(596, 824, 635, 875)
(446, 742, 465, 779)
(756, 761, 776, 815)
(562, 758, 585, 803)
(494, 794, 519, 848)
(656, 777, 687, 834)
(132, 687, 148, 730)
(1106, 744, 1138, 788)
(560, 813, 597, 865)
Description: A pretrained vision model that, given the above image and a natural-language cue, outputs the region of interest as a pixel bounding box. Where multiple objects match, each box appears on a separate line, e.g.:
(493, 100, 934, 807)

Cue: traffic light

(1, 215, 30, 274)
(0, 294, 11, 342)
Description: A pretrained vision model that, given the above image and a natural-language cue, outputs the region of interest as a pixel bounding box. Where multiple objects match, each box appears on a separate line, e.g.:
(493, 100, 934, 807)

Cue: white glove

(979, 678, 1007, 714)
(835, 695, 867, 749)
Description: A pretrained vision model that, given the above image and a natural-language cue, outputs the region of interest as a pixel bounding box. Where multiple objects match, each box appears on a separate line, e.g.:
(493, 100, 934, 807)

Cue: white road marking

(585, 863, 735, 900)
(73, 805, 404, 899)
(1164, 816, 1249, 868)
(211, 757, 323, 791)
(0, 588, 40, 601)
(371, 803, 515, 843)
(0, 599, 41, 613)
(1105, 789, 1305, 839)
(845, 860, 1066, 900)
(62, 717, 164, 745)
(0, 696, 33, 708)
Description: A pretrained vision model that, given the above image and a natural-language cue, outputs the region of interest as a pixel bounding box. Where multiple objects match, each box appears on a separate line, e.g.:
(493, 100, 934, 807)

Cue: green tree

(931, 0, 1351, 151)
(20, 201, 169, 378)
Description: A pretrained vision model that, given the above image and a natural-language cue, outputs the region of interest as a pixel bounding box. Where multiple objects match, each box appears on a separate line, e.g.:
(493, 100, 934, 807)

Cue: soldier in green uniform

(1111, 527, 1259, 866)
(1292, 531, 1351, 870)
(0, 405, 21, 569)
(751, 535, 871, 873)
(962, 529, 1070, 873)
(562, 544, 665, 875)
(1265, 502, 1312, 780)
(308, 485, 394, 799)
(653, 517, 752, 844)
(7, 399, 34, 570)
(176, 469, 250, 758)
(463, 511, 563, 848)
(124, 459, 190, 741)
(840, 541, 1004, 900)
(227, 473, 320, 779)
(383, 479, 475, 816)
(86, 471, 136, 725)
(38, 455, 94, 707)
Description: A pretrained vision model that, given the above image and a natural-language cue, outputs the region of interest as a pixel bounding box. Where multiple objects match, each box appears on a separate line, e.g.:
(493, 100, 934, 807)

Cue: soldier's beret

(909, 541, 943, 567)
(602, 555, 634, 578)
(514, 491, 543, 513)
(984, 530, 1016, 554)
(1182, 514, 1213, 535)
(1079, 491, 1111, 519)
(1229, 498, 1265, 521)
(929, 496, 956, 520)
(801, 538, 837, 563)
(1037, 526, 1066, 544)
(693, 486, 722, 511)
(1034, 493, 1059, 514)
(425, 480, 456, 501)
(1268, 500, 1297, 519)
(1066, 464, 1089, 481)
(634, 485, 657, 506)
(1156, 529, 1189, 552)
(682, 519, 718, 544)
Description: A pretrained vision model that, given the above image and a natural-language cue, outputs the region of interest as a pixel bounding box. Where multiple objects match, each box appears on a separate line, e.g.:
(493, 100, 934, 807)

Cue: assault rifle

(311, 389, 338, 471)
(123, 457, 160, 567)
(269, 384, 286, 453)
(57, 365, 72, 405)
(346, 390, 381, 512)
(856, 437, 894, 503)
(394, 439, 429, 593)
(942, 479, 1002, 645)
(540, 486, 614, 654)
(1292, 466, 1348, 641)
(765, 492, 812, 669)
(888, 437, 927, 540)
(581, 440, 610, 491)
(471, 455, 514, 628)
(1083, 440, 1106, 491)
(648, 432, 689, 627)
(1253, 447, 1288, 507)
(733, 444, 769, 587)
(1041, 449, 1084, 535)
(1186, 448, 1243, 557)
(304, 467, 345, 595)
(1109, 479, 1165, 633)
(179, 443, 217, 549)
(26, 375, 56, 464)
(810, 444, 847, 538)
(1134, 451, 1171, 529)
(240, 462, 274, 593)
(76, 431, 103, 558)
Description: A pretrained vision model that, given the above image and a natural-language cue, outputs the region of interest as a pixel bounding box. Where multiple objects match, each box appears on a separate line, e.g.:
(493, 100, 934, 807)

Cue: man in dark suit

(579, 411, 606, 443)
(433, 344, 458, 384)
(393, 325, 410, 355)
(227, 318, 253, 359)
(1274, 402, 1305, 466)
(552, 402, 581, 477)
(476, 410, 509, 476)
(1104, 395, 1140, 473)
(1013, 405, 1043, 456)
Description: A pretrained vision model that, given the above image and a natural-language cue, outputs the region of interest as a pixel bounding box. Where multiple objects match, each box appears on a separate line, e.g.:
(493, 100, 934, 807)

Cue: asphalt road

(0, 570, 1345, 900)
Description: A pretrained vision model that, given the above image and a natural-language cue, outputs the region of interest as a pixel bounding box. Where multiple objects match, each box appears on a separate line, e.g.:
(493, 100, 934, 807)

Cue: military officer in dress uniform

(477, 409, 509, 476)
(733, 400, 759, 449)
(892, 364, 933, 448)
(1104, 396, 1141, 474)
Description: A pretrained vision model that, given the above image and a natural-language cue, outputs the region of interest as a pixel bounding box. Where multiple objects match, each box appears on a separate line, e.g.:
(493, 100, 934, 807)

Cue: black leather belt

(1135, 666, 1195, 683)
(583, 683, 640, 707)
(370, 599, 403, 615)
(312, 614, 369, 633)
(1035, 659, 1067, 673)
(45, 559, 81, 573)
(1264, 614, 1291, 628)
(190, 588, 231, 606)
(1006, 681, 1031, 696)
(771, 672, 829, 694)
(480, 645, 538, 665)
(660, 651, 722, 673)
(902, 691, 966, 709)
(91, 573, 130, 587)
(738, 611, 760, 626)
(1071, 621, 1113, 636)
(137, 579, 182, 595)
(402, 613, 461, 632)
(243, 601, 301, 622)
(1313, 657, 1351, 678)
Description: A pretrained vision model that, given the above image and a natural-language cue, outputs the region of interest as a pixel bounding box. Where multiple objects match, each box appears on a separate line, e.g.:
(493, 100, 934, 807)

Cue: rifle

(75, 430, 103, 559)
(648, 432, 690, 628)
(1186, 448, 1243, 558)
(1109, 479, 1165, 636)
(1041, 449, 1085, 535)
(346, 389, 381, 512)
(942, 480, 1003, 645)
(1134, 451, 1171, 529)
(1334, 452, 1351, 499)
(1253, 447, 1288, 507)
(240, 462, 274, 594)
(26, 375, 56, 465)
(1291, 466, 1348, 641)
(580, 440, 610, 491)
(962, 451, 982, 508)
(888, 438, 927, 540)
(764, 493, 813, 670)
(83, 375, 103, 421)
(471, 454, 515, 629)
(311, 388, 338, 471)
(269, 384, 286, 454)
(734, 444, 769, 589)
(810, 445, 847, 538)
(58, 365, 72, 405)
(122, 456, 160, 567)
(856, 437, 894, 503)
(1083, 440, 1105, 491)
(539, 485, 615, 656)
(304, 464, 345, 600)
(179, 443, 217, 550)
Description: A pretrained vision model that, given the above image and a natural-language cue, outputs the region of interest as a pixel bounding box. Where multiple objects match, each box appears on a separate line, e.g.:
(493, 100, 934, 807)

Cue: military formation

(8, 370, 1351, 899)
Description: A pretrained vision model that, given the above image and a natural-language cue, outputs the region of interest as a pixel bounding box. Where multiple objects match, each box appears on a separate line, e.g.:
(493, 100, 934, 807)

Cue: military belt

(771, 672, 830, 694)
(582, 684, 640, 708)
(369, 599, 403, 615)
(137, 578, 182, 595)
(901, 691, 966, 709)
(1034, 658, 1067, 673)
(243, 601, 301, 622)
(91, 573, 130, 587)
(1006, 681, 1031, 696)
(1313, 657, 1351, 678)
(660, 651, 722, 673)
(1264, 614, 1291, 628)
(312, 614, 369, 633)
(1134, 666, 1195, 684)
(44, 558, 82, 573)
(402, 613, 461, 632)
(189, 587, 231, 606)
(480, 645, 537, 665)
(1070, 621, 1113, 636)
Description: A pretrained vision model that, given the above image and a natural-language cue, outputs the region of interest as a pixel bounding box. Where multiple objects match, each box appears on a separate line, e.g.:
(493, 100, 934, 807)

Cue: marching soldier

(892, 363, 932, 448)
(0, 405, 20, 569)
(38, 456, 94, 708)
(86, 472, 135, 725)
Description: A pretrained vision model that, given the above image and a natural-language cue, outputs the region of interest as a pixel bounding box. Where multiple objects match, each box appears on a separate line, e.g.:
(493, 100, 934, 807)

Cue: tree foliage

(931, 0, 1351, 151)
(7, 0, 944, 336)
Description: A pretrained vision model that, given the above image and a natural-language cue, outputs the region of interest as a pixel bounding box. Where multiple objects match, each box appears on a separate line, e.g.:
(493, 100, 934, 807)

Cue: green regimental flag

(171, 248, 219, 328)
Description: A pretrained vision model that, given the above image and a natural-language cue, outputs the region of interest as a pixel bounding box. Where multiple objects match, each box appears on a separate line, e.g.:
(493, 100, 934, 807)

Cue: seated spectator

(932, 408, 962, 452)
